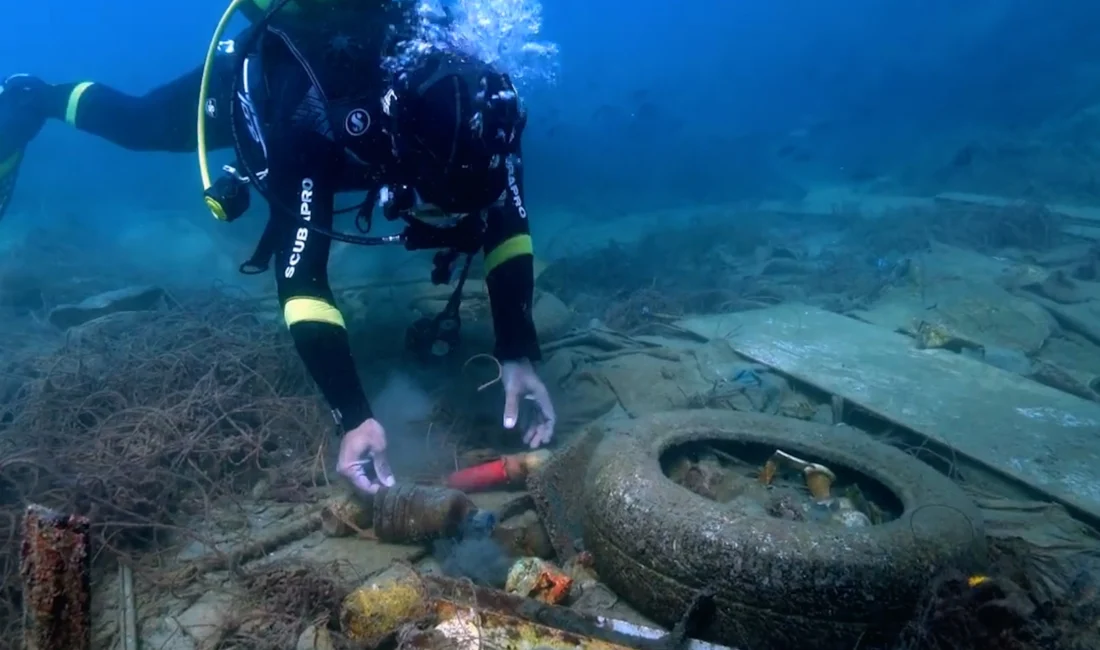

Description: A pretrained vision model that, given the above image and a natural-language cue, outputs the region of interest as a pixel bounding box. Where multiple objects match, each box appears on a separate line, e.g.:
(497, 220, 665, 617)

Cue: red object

(446, 458, 510, 492)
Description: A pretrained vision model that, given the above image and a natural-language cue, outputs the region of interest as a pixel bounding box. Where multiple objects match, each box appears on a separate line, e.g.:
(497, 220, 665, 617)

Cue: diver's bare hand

(502, 359, 556, 449)
(337, 418, 395, 495)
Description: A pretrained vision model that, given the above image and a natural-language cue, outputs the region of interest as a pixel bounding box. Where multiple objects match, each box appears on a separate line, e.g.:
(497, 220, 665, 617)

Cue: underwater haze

(4, 1, 1100, 276)
(8, 2, 1100, 649)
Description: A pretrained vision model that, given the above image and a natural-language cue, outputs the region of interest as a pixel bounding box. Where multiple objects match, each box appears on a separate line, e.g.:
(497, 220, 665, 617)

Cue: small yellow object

(758, 459, 778, 485)
(967, 574, 989, 588)
(803, 464, 836, 500)
(340, 565, 429, 646)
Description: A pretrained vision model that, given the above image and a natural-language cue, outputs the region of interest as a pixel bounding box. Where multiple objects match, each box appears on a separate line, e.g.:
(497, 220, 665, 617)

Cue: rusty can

(372, 484, 476, 544)
(504, 557, 574, 605)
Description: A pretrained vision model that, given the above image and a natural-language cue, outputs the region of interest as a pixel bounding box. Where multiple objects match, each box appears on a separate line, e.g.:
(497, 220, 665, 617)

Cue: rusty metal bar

(20, 504, 92, 650)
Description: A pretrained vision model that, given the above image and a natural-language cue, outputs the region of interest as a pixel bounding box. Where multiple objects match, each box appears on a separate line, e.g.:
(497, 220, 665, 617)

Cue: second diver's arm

(482, 151, 540, 363)
(35, 31, 247, 153)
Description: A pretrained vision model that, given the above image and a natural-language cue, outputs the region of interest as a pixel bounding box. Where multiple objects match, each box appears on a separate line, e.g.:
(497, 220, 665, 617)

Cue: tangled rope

(0, 291, 334, 641)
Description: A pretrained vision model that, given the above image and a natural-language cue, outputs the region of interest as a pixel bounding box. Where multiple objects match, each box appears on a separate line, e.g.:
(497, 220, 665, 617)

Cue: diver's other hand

(337, 418, 395, 495)
(502, 358, 556, 449)
(0, 75, 50, 159)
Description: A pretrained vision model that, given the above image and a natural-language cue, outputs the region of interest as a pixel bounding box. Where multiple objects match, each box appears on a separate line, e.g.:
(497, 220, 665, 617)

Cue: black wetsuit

(37, 25, 540, 434)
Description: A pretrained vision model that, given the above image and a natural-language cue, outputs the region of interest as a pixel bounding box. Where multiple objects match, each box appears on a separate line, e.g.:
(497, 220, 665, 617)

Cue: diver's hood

(387, 52, 526, 214)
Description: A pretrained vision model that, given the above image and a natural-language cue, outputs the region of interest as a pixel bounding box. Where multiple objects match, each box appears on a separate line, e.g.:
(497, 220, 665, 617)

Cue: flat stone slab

(677, 304, 1100, 520)
(934, 191, 1100, 240)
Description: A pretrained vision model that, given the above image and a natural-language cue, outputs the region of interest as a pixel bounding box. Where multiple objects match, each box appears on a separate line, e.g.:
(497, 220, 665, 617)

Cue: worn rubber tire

(581, 410, 986, 650)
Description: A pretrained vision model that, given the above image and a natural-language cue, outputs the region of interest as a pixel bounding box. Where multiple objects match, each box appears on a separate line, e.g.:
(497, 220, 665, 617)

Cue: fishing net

(0, 290, 339, 646)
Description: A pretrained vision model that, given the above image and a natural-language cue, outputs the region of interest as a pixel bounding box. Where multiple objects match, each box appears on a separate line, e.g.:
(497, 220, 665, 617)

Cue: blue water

(5, 0, 1100, 252)
(387, 0, 559, 82)
(6, 3, 1100, 647)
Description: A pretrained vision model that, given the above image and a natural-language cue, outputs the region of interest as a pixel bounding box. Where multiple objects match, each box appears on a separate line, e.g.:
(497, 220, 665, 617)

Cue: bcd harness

(211, 25, 503, 359)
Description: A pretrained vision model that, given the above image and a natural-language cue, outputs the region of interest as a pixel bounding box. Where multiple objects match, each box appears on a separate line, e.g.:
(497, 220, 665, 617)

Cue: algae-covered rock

(340, 564, 429, 647)
(857, 279, 1055, 355)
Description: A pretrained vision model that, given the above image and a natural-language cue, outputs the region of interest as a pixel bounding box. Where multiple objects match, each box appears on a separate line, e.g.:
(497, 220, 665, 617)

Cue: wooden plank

(757, 192, 936, 219)
(934, 192, 1100, 241)
(935, 191, 1100, 222)
(676, 304, 1100, 519)
(935, 192, 1018, 210)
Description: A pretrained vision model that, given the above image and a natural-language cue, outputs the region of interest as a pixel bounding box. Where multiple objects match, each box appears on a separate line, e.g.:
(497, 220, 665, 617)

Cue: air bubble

(384, 0, 560, 86)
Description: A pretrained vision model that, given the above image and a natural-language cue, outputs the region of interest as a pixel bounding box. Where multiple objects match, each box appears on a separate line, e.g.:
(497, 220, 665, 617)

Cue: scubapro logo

(505, 156, 526, 219)
(284, 178, 314, 279)
(345, 108, 371, 137)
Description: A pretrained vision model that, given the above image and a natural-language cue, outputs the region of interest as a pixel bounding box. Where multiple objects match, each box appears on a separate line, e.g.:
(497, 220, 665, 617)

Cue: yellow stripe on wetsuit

(484, 234, 533, 275)
(283, 297, 345, 328)
(65, 82, 95, 127)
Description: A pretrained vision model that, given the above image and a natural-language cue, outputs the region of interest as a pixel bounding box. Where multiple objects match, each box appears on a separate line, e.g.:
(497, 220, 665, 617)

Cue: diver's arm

(270, 132, 373, 432)
(482, 151, 540, 362)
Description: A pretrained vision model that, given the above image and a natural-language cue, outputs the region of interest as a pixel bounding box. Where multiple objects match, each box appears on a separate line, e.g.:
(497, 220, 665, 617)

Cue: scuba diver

(0, 0, 556, 495)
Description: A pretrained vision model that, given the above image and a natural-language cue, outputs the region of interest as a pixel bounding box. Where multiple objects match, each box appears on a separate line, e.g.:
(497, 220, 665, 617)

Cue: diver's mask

(384, 53, 527, 214)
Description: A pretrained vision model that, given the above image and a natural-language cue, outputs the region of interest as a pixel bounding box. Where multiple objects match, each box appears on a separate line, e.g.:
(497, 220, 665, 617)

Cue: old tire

(581, 410, 986, 650)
